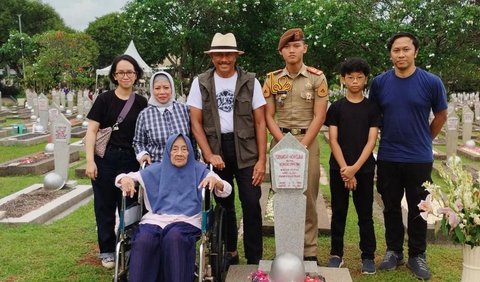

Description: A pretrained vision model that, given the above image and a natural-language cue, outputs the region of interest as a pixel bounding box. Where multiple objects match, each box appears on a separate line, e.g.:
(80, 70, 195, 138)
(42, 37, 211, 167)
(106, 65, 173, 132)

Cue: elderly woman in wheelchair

(115, 133, 231, 282)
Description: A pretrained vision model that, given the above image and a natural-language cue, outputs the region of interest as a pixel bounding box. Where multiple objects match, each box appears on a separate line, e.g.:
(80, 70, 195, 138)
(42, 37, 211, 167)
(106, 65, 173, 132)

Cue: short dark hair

(387, 32, 419, 51)
(340, 57, 371, 77)
(108, 54, 144, 85)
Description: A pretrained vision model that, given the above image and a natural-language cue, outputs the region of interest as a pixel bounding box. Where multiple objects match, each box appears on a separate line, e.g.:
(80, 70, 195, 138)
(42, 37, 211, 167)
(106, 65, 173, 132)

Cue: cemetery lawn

(0, 137, 464, 281)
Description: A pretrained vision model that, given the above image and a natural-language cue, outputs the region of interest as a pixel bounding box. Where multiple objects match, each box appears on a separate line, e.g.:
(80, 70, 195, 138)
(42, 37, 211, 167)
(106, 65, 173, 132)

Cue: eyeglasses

(114, 71, 136, 78)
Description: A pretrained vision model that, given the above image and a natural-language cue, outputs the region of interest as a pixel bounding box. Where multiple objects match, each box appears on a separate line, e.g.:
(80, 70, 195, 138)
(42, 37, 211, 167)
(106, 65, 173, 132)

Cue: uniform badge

(305, 92, 313, 101)
(272, 76, 292, 107)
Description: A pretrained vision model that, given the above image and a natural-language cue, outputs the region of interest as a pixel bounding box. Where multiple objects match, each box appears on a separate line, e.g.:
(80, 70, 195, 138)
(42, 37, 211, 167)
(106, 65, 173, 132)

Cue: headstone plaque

(462, 106, 474, 143)
(53, 113, 71, 181)
(446, 113, 459, 158)
(269, 133, 308, 258)
(38, 94, 49, 131)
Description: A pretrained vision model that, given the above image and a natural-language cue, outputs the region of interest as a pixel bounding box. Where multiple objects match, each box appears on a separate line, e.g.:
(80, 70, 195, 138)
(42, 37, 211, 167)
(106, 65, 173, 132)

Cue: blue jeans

(92, 145, 139, 258)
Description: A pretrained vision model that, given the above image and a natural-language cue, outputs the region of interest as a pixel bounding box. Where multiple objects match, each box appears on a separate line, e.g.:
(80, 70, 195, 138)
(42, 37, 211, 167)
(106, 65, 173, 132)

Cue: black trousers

(213, 136, 263, 264)
(376, 160, 431, 257)
(329, 170, 376, 260)
(92, 145, 139, 257)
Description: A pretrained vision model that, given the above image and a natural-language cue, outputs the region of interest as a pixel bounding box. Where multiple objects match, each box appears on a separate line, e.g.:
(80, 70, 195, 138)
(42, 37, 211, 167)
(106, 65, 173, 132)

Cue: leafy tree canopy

(85, 12, 132, 68)
(24, 31, 99, 92)
(0, 0, 69, 45)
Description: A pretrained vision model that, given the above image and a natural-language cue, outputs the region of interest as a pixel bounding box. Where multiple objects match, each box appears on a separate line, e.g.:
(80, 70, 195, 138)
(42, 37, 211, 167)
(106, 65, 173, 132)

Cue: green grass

(0, 135, 466, 281)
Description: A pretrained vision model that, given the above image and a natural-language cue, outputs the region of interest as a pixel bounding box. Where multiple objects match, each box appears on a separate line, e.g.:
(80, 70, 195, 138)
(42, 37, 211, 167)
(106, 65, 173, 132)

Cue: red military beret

(277, 28, 305, 51)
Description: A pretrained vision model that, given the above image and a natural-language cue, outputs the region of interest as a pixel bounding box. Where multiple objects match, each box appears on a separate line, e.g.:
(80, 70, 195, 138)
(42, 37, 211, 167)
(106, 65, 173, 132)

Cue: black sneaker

(379, 250, 404, 270)
(327, 256, 344, 268)
(223, 253, 239, 271)
(361, 259, 376, 274)
(407, 254, 431, 280)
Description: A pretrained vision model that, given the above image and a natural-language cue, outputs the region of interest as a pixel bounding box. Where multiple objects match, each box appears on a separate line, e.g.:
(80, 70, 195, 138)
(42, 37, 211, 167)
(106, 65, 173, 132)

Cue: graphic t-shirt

(187, 72, 265, 133)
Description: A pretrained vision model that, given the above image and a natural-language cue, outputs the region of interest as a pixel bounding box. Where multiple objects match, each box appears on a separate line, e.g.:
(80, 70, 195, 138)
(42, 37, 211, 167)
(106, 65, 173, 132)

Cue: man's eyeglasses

(114, 71, 136, 78)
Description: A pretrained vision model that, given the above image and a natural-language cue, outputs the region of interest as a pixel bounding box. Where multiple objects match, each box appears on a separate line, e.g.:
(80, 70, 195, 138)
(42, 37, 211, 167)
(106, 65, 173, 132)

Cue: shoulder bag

(94, 94, 135, 158)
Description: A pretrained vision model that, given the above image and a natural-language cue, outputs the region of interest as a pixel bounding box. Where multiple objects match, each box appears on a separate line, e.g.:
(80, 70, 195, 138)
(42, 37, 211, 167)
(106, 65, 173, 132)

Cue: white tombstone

(60, 90, 66, 108)
(475, 101, 480, 122)
(462, 106, 474, 143)
(53, 113, 71, 182)
(83, 99, 93, 118)
(38, 94, 49, 132)
(48, 107, 61, 142)
(77, 90, 85, 118)
(446, 112, 459, 158)
(269, 133, 308, 258)
(52, 89, 61, 106)
(25, 89, 33, 108)
(66, 91, 74, 112)
(31, 91, 39, 116)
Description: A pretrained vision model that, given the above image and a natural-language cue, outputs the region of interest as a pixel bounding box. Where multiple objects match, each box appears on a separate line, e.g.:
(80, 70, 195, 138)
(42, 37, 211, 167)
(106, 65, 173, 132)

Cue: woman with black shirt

(84, 54, 148, 268)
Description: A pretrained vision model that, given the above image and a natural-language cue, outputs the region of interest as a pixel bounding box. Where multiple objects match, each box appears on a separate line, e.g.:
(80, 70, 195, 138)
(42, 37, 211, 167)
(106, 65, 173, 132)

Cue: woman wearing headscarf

(116, 133, 231, 282)
(133, 71, 194, 164)
(84, 54, 148, 268)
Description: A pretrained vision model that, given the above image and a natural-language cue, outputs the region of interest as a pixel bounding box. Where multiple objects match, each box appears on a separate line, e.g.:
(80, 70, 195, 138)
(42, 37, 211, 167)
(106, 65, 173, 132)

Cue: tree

(0, 31, 37, 77)
(85, 12, 132, 68)
(383, 0, 480, 91)
(0, 0, 68, 46)
(25, 31, 99, 91)
(115, 0, 478, 92)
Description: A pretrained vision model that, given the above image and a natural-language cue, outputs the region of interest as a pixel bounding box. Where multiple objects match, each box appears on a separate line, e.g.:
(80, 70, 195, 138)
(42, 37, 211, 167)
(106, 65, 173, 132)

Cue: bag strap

(116, 93, 135, 124)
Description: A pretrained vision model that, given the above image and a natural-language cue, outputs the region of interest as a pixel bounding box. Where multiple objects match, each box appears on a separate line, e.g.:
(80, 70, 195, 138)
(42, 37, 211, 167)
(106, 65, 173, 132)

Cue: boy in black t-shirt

(325, 58, 380, 274)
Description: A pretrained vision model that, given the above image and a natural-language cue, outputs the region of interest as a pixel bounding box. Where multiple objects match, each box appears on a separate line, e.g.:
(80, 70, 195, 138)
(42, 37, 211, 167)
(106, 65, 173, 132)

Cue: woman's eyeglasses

(115, 71, 136, 78)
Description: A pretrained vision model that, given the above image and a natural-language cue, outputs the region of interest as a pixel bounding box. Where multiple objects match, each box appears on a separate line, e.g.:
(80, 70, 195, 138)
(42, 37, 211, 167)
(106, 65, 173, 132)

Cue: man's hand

(252, 160, 266, 186)
(207, 154, 225, 170)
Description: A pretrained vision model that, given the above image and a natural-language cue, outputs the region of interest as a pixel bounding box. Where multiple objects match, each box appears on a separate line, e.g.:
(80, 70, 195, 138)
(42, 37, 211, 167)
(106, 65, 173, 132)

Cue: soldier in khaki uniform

(263, 28, 328, 263)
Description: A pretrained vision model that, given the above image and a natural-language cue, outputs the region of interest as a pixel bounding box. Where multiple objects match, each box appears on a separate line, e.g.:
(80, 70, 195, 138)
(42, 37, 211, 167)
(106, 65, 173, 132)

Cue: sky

(41, 0, 130, 31)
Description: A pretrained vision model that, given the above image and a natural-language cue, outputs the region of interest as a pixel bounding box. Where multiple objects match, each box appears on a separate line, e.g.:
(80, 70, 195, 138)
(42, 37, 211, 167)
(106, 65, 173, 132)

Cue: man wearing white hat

(187, 32, 267, 266)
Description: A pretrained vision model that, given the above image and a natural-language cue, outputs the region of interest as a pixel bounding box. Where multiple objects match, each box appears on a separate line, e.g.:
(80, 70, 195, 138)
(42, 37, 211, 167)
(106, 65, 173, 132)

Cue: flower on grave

(418, 158, 480, 246)
(249, 270, 326, 282)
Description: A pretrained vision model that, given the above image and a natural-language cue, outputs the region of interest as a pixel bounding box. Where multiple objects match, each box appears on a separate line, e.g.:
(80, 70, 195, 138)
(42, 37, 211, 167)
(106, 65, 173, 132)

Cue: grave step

(0, 184, 93, 224)
(0, 150, 80, 176)
(225, 265, 352, 282)
(0, 132, 49, 146)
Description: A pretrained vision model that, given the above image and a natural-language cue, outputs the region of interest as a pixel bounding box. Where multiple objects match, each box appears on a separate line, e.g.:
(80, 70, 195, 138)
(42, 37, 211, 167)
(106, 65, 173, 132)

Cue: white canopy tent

(95, 40, 153, 89)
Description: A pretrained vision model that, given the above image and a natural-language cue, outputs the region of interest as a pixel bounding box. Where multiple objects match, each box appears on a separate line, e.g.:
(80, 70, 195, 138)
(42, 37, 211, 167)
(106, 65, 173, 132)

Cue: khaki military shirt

(263, 64, 328, 129)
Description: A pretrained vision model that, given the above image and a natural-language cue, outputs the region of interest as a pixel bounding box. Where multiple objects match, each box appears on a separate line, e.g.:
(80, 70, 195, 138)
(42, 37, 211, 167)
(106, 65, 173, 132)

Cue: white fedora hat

(204, 33, 244, 54)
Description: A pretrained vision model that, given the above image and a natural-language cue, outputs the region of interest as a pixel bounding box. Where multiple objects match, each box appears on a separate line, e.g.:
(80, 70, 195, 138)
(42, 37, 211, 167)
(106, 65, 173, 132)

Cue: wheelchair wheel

(209, 205, 226, 281)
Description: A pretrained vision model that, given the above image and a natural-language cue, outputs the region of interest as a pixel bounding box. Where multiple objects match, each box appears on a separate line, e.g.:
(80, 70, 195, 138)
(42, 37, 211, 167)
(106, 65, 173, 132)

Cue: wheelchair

(113, 164, 227, 282)
(196, 187, 227, 281)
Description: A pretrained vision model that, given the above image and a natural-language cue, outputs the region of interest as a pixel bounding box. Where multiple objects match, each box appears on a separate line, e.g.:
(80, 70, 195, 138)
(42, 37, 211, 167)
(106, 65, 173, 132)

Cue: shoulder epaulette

(306, 66, 323, 76)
